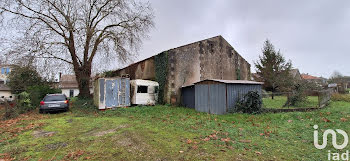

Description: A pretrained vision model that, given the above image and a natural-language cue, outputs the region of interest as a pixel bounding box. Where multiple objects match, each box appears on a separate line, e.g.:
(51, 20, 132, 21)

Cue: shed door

(209, 84, 226, 115)
(195, 84, 227, 114)
(195, 84, 210, 113)
(106, 80, 118, 107)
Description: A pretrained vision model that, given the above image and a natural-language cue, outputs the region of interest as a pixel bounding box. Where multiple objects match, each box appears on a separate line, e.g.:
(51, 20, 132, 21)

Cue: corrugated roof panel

(194, 79, 263, 85)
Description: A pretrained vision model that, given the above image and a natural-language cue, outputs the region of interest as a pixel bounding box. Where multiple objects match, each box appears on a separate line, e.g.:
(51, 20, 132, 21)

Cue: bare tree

(0, 0, 154, 98)
(330, 71, 343, 80)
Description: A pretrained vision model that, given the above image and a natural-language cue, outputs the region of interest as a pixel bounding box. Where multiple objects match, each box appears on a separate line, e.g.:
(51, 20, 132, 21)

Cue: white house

(0, 64, 14, 102)
(58, 75, 93, 97)
(0, 84, 14, 102)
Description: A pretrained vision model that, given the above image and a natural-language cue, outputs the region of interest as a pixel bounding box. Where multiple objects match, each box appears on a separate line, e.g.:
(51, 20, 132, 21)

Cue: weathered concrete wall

(113, 35, 251, 105)
(114, 58, 156, 80)
(166, 42, 201, 104)
(166, 36, 251, 105)
(198, 36, 250, 81)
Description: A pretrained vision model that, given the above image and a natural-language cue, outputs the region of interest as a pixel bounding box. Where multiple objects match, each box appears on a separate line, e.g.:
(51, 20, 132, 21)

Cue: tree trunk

(74, 63, 92, 99)
(271, 92, 274, 100)
(271, 84, 276, 100)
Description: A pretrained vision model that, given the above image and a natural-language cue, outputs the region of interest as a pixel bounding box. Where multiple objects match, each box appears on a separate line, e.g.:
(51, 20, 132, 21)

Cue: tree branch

(36, 56, 72, 64)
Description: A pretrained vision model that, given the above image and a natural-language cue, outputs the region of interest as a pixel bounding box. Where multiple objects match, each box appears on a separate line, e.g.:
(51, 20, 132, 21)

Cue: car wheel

(39, 109, 44, 114)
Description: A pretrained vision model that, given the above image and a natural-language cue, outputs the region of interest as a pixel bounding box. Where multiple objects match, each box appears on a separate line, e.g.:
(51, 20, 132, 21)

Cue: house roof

(328, 83, 337, 88)
(59, 75, 94, 89)
(59, 75, 79, 89)
(301, 74, 321, 80)
(0, 84, 11, 91)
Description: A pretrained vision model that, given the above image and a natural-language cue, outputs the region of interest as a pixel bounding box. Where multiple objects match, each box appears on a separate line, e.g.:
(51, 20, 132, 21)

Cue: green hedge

(26, 85, 61, 107)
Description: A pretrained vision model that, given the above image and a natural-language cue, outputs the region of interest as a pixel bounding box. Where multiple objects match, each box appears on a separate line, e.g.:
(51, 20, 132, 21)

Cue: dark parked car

(39, 94, 69, 113)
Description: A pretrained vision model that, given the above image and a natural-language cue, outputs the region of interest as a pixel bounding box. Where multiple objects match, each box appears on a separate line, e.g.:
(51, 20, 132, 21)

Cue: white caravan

(130, 79, 159, 105)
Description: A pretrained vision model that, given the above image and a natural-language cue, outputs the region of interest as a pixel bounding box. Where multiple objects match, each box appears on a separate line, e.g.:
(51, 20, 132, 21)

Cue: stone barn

(112, 35, 251, 105)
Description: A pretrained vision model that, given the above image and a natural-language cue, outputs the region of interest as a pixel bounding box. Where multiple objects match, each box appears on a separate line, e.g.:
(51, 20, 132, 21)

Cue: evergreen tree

(7, 66, 43, 94)
(255, 40, 293, 99)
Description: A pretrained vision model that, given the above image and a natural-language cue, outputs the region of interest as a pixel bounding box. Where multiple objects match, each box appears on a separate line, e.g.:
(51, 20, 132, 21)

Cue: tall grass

(331, 93, 350, 102)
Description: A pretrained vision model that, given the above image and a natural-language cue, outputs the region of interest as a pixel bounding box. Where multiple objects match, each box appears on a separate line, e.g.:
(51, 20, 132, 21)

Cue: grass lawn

(263, 96, 319, 108)
(1, 101, 350, 160)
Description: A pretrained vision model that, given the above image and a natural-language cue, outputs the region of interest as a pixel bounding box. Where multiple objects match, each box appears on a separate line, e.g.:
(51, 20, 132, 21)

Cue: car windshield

(44, 95, 66, 101)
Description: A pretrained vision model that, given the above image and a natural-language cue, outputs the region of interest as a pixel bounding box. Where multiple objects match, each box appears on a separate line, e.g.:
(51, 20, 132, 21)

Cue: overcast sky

(136, 0, 350, 78)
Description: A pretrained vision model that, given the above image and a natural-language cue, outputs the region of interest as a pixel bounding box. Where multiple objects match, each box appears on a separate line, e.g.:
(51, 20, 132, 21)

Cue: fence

(318, 89, 332, 108)
(263, 89, 332, 108)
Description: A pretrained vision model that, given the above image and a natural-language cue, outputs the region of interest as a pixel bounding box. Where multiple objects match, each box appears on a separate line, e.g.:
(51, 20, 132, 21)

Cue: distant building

(250, 73, 261, 82)
(290, 69, 302, 81)
(0, 84, 13, 102)
(328, 83, 337, 88)
(342, 76, 350, 90)
(301, 73, 327, 85)
(329, 76, 349, 93)
(0, 64, 14, 101)
(0, 64, 12, 85)
(58, 75, 93, 97)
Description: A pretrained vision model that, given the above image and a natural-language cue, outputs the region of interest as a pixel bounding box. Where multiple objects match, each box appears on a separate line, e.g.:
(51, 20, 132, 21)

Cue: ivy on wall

(103, 70, 117, 77)
(236, 68, 241, 80)
(155, 51, 168, 104)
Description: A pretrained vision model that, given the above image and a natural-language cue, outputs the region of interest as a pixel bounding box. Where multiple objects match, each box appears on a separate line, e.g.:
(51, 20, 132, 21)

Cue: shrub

(261, 89, 269, 98)
(231, 91, 262, 114)
(2, 101, 18, 120)
(284, 91, 308, 107)
(346, 88, 350, 93)
(26, 85, 61, 107)
(17, 92, 33, 113)
(7, 65, 43, 94)
(331, 93, 350, 102)
(283, 81, 309, 107)
(71, 98, 97, 115)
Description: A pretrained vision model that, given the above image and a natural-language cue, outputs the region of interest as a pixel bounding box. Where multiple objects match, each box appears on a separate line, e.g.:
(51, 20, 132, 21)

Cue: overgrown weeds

(331, 93, 350, 102)
(2, 101, 18, 120)
(70, 97, 98, 116)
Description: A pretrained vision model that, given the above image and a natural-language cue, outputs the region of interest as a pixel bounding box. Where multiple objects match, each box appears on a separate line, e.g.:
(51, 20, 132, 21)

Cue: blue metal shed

(181, 85, 195, 108)
(182, 79, 263, 114)
(93, 77, 130, 109)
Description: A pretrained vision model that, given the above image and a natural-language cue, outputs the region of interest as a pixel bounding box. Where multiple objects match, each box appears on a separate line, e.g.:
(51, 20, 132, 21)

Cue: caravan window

(137, 86, 148, 93)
